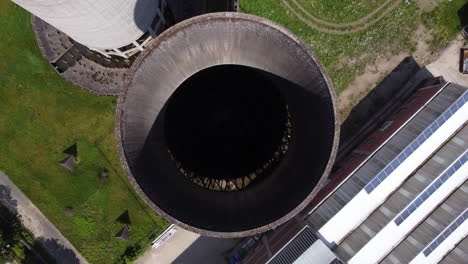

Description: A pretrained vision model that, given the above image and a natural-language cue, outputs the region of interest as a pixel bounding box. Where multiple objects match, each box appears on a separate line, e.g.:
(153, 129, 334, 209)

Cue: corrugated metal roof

(439, 236, 468, 263)
(306, 84, 467, 231)
(262, 83, 467, 264)
(336, 126, 468, 261)
(267, 227, 318, 264)
(380, 180, 468, 263)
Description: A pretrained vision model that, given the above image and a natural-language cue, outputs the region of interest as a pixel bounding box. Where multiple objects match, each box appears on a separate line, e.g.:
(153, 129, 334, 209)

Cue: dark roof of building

(266, 227, 317, 264)
(268, 83, 467, 264)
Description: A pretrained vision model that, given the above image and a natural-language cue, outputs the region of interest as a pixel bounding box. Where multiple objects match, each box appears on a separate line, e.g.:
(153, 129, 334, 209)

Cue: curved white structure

(12, 0, 165, 57)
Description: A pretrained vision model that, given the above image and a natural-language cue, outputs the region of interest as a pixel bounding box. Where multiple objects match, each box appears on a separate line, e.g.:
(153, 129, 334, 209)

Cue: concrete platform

(135, 227, 240, 264)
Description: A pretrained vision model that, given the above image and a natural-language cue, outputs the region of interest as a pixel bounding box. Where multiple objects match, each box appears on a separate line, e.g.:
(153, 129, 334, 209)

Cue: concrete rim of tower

(116, 12, 340, 238)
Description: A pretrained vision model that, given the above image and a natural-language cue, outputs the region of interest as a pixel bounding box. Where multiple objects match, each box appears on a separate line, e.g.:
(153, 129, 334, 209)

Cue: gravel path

(282, 0, 402, 34)
(0, 171, 88, 264)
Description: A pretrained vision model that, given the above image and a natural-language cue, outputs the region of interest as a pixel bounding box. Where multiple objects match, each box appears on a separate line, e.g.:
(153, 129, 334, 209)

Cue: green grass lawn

(0, 2, 168, 263)
(423, 0, 468, 51)
(295, 0, 389, 24)
(241, 0, 468, 93)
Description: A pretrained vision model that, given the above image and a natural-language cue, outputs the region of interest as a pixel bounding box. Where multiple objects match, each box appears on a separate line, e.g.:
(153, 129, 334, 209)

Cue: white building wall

(11, 0, 158, 49)
(293, 240, 337, 264)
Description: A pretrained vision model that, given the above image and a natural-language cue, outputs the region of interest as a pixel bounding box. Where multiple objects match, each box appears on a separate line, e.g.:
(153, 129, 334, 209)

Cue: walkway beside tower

(135, 227, 241, 264)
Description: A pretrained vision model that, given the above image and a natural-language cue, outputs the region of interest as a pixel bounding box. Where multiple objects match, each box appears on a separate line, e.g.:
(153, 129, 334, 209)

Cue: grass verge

(240, 0, 467, 93)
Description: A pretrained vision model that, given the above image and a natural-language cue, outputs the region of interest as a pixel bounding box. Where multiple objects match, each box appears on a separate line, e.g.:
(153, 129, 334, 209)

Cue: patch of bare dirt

(338, 52, 409, 121)
(412, 24, 434, 65)
(338, 24, 436, 121)
(427, 34, 468, 86)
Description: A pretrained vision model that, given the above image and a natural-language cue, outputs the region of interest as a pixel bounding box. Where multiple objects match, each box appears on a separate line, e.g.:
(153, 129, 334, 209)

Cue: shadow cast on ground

(458, 3, 468, 27)
(172, 236, 240, 264)
(337, 56, 433, 162)
(0, 183, 82, 263)
(0, 184, 18, 216)
(36, 237, 81, 264)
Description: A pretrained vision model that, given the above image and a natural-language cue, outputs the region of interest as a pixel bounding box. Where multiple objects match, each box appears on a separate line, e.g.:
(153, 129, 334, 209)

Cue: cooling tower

(11, 0, 162, 50)
(117, 13, 339, 237)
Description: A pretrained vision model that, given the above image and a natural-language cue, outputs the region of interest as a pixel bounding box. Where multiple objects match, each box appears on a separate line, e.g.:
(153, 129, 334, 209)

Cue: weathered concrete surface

(117, 12, 339, 237)
(0, 171, 88, 264)
(135, 228, 199, 264)
(427, 35, 468, 87)
(30, 15, 74, 63)
(31, 16, 131, 96)
(61, 58, 129, 96)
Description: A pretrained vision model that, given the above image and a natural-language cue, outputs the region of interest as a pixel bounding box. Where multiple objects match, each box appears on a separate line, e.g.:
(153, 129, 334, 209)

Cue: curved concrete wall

(12, 0, 157, 49)
(117, 13, 340, 237)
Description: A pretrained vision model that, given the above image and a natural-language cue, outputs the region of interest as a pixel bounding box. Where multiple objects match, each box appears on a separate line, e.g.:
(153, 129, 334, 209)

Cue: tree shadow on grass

(0, 184, 18, 216)
(36, 237, 80, 264)
(0, 184, 81, 263)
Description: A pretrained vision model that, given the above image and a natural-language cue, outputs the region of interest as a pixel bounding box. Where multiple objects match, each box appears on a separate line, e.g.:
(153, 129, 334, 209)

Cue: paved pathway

(0, 171, 88, 264)
(135, 227, 240, 264)
(135, 228, 199, 264)
(281, 0, 402, 34)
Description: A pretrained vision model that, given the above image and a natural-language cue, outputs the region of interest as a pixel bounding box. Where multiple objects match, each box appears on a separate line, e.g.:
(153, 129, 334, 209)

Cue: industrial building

(240, 79, 468, 263)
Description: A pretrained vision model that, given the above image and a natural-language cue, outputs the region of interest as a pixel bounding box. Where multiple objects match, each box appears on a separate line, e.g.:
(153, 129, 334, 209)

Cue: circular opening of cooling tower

(116, 12, 339, 237)
(164, 65, 291, 191)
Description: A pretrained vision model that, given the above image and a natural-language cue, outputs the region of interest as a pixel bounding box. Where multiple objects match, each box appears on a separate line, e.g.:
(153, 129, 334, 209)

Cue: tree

(0, 206, 27, 262)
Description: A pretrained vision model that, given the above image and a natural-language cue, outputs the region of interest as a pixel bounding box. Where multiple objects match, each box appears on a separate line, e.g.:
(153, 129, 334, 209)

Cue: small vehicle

(462, 48, 468, 74)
